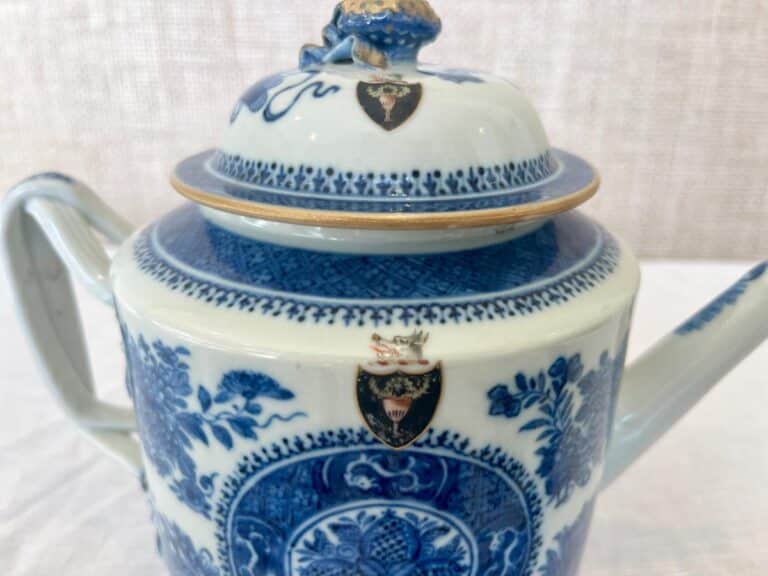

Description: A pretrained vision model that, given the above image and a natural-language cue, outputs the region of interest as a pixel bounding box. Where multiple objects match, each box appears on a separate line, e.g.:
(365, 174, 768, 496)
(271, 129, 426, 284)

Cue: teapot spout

(602, 261, 768, 488)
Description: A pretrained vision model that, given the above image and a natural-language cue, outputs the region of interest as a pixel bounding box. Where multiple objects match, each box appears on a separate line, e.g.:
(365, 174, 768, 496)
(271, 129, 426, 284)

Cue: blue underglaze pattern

(540, 501, 595, 576)
(153, 509, 219, 576)
(675, 261, 766, 335)
(175, 149, 596, 214)
(215, 428, 543, 576)
(230, 71, 341, 124)
(293, 507, 474, 576)
(211, 150, 556, 198)
(133, 206, 621, 326)
(123, 328, 306, 518)
(488, 350, 624, 507)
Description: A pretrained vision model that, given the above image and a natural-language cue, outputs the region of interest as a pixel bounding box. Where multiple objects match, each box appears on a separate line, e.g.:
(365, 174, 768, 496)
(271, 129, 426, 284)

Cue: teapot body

(112, 202, 638, 576)
(5, 3, 765, 575)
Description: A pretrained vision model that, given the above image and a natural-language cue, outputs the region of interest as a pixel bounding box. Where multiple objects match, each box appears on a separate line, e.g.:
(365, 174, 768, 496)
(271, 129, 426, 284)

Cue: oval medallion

(216, 429, 542, 576)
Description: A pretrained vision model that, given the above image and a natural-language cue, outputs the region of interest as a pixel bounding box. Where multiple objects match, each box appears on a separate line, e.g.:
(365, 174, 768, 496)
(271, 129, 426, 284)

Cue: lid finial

(301, 0, 442, 69)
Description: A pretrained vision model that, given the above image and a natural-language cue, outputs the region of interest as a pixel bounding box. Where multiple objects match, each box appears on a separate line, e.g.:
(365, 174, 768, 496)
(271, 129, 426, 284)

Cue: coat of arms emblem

(357, 77, 423, 131)
(356, 331, 442, 448)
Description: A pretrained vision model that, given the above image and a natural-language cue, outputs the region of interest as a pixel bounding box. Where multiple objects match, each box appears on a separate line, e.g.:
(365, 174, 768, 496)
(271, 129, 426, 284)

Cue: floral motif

(540, 501, 595, 576)
(216, 428, 543, 576)
(231, 71, 342, 124)
(230, 72, 287, 123)
(294, 508, 471, 576)
(153, 509, 219, 576)
(123, 328, 306, 518)
(676, 261, 766, 334)
(487, 351, 620, 506)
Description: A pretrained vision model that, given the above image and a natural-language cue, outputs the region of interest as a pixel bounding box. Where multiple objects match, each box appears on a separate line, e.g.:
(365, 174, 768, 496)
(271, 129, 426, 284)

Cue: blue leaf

(524, 395, 541, 409)
(214, 390, 234, 404)
(211, 424, 233, 449)
(245, 401, 263, 415)
(198, 386, 212, 412)
(515, 373, 528, 392)
(520, 418, 550, 431)
(537, 429, 555, 441)
(178, 413, 208, 445)
(228, 417, 258, 439)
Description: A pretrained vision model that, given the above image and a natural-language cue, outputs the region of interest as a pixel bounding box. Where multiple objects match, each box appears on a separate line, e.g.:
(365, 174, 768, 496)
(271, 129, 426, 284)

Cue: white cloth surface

(0, 261, 766, 575)
(0, 0, 767, 260)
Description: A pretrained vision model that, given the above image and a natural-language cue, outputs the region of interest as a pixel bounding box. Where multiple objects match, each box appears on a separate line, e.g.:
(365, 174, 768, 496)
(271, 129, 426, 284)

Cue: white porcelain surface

(220, 66, 548, 174)
(2, 262, 766, 576)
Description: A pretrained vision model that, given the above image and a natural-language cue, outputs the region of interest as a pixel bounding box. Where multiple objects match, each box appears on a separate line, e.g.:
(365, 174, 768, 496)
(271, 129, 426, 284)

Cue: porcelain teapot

(3, 2, 766, 575)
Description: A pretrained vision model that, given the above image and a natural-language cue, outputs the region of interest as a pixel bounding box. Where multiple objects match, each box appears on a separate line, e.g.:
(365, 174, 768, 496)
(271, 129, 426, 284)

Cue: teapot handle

(1, 174, 142, 475)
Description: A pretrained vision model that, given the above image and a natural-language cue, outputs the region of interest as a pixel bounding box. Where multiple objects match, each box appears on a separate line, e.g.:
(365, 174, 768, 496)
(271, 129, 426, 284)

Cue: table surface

(1, 261, 766, 575)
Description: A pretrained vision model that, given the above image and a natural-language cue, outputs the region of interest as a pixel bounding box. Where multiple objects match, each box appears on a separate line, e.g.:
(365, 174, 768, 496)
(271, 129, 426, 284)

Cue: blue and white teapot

(3, 2, 766, 575)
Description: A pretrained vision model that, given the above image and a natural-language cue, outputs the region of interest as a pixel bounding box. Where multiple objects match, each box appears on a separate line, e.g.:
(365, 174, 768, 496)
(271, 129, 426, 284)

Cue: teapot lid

(172, 0, 599, 230)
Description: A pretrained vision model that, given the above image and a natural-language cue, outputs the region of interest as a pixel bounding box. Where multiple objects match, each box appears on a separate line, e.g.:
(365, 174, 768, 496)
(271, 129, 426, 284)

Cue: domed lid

(172, 0, 599, 230)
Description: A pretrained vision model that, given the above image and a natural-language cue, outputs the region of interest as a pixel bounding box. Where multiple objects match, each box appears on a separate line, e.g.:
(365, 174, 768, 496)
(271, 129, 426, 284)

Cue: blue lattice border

(211, 150, 558, 199)
(213, 427, 544, 576)
(132, 228, 621, 327)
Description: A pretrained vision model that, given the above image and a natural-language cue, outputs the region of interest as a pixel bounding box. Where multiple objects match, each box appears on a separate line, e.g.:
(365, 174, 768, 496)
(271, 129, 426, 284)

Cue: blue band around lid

(172, 149, 597, 217)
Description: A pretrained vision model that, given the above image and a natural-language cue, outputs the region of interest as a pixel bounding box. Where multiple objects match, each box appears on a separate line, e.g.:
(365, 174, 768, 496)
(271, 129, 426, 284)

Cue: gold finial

(341, 0, 440, 23)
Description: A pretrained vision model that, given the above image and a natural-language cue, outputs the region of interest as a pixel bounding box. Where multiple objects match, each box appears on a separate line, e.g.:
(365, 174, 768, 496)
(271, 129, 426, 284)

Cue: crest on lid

(171, 1, 599, 229)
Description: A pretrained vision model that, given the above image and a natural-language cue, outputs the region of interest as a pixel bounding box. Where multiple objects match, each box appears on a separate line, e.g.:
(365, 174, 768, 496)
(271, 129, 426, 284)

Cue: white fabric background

(0, 0, 766, 258)
(1, 262, 767, 574)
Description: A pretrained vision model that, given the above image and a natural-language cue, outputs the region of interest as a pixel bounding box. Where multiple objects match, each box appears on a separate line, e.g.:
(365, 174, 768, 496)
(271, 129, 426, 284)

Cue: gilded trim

(341, 0, 440, 22)
(171, 171, 599, 230)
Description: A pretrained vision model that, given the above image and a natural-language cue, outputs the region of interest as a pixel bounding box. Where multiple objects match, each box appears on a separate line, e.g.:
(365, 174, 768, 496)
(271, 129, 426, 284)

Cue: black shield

(357, 81, 423, 131)
(356, 363, 442, 449)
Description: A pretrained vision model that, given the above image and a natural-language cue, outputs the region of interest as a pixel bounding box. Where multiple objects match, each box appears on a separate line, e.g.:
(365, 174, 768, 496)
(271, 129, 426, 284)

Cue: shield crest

(357, 364, 442, 449)
(356, 331, 442, 448)
(357, 80, 423, 131)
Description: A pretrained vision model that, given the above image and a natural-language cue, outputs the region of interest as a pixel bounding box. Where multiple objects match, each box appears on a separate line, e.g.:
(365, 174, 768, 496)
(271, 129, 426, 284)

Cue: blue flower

(123, 328, 306, 518)
(219, 371, 294, 401)
(487, 352, 619, 506)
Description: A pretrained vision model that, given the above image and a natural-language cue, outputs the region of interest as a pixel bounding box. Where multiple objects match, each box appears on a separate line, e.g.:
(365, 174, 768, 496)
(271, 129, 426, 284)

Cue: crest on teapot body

(356, 331, 442, 448)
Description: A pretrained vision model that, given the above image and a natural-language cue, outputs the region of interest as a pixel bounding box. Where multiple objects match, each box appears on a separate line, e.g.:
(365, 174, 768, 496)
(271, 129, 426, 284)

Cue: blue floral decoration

(153, 509, 219, 576)
(230, 73, 288, 123)
(123, 328, 306, 518)
(216, 428, 543, 576)
(540, 501, 595, 576)
(231, 71, 341, 124)
(295, 508, 472, 576)
(487, 351, 621, 506)
(676, 261, 766, 334)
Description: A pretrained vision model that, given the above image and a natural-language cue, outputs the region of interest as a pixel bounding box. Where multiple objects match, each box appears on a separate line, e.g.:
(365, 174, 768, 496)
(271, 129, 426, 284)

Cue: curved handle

(1, 173, 142, 475)
(602, 261, 768, 488)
